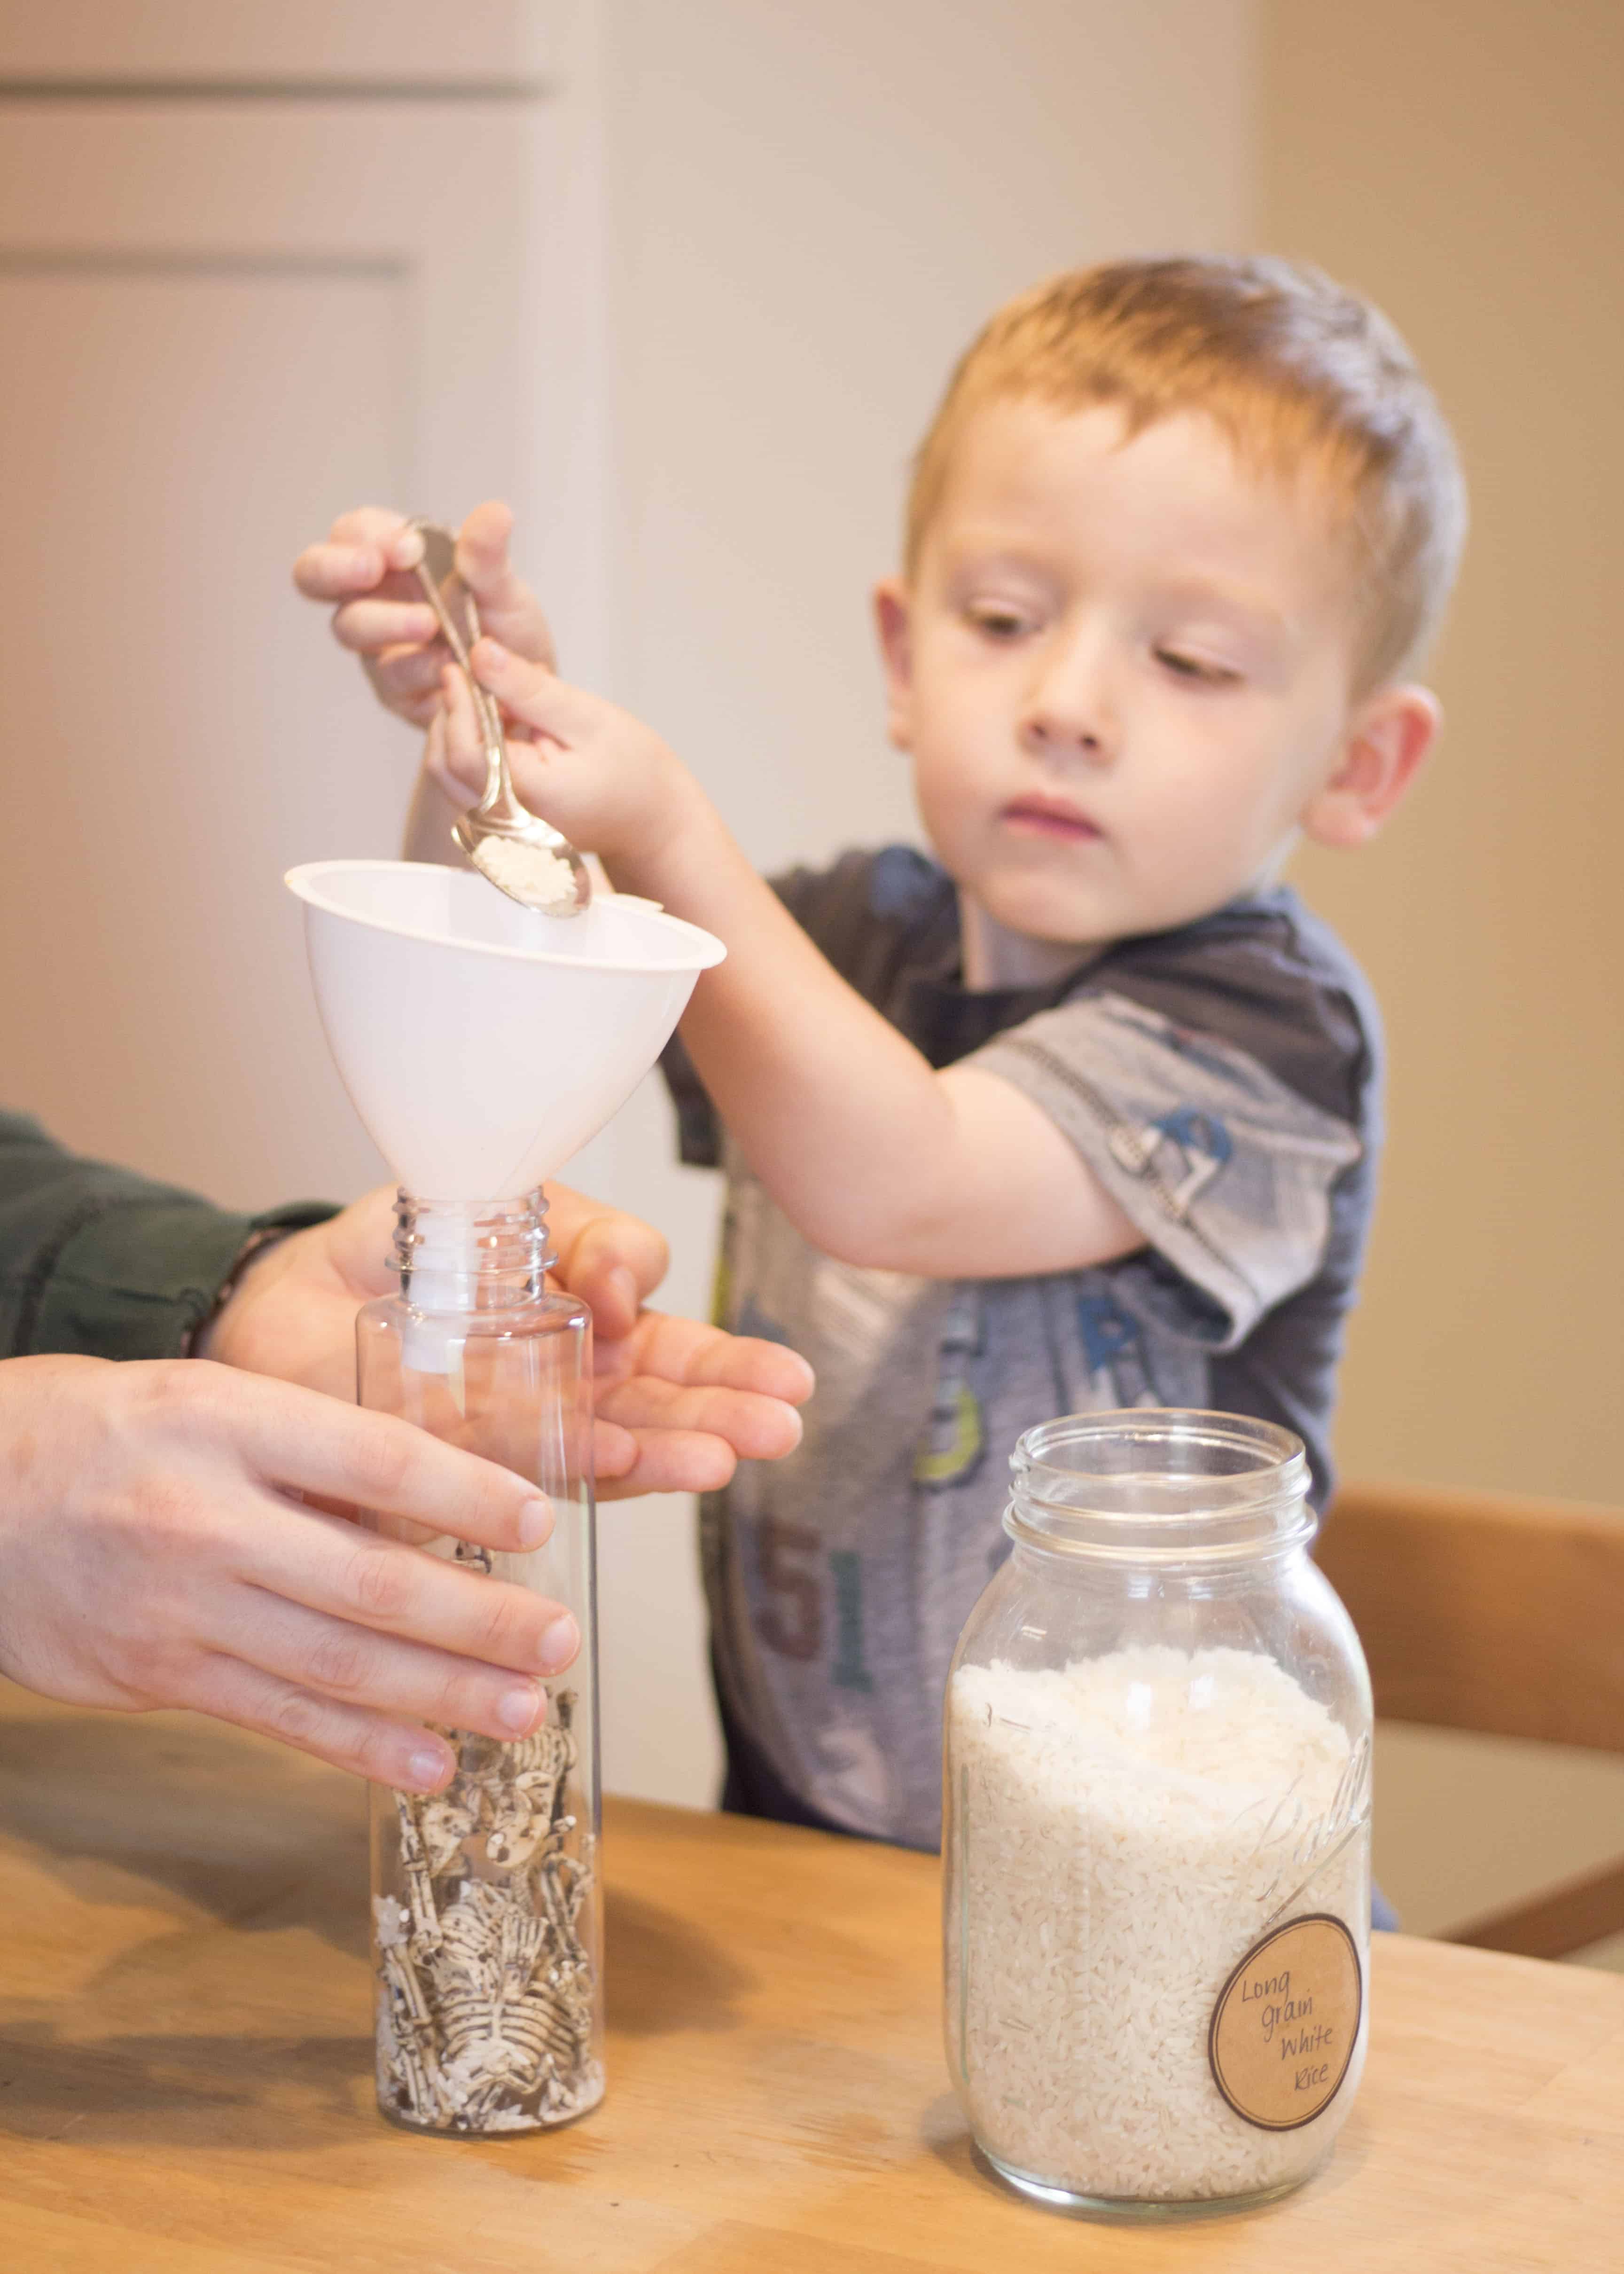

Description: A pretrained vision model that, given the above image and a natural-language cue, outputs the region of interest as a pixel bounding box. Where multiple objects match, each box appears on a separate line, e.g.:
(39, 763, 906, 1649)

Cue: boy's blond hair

(907, 256, 1467, 690)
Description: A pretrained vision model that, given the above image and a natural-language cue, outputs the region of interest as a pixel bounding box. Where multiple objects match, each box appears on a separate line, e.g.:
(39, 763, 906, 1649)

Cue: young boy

(297, 255, 1465, 1851)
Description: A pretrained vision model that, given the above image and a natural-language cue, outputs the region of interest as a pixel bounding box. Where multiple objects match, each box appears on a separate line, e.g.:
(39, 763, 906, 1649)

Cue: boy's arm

(291, 502, 1137, 1281)
(450, 648, 1143, 1283)
(629, 811, 1141, 1280)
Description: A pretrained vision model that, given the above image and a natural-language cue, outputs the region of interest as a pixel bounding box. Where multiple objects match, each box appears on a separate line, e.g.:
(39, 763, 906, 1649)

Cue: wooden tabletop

(1, 1687, 1620, 2273)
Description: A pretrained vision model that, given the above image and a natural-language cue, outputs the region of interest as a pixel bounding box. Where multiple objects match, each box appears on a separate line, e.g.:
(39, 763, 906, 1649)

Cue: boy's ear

(1300, 684, 1442, 849)
(873, 579, 915, 750)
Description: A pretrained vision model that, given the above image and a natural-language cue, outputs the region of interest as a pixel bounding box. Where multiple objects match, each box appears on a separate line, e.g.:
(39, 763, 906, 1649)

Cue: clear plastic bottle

(944, 1410, 1371, 2218)
(356, 1191, 603, 2135)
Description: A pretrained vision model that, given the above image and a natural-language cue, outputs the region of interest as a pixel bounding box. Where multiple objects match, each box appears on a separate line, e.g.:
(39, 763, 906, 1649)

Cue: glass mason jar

(943, 1411, 1371, 2219)
(356, 1191, 603, 2136)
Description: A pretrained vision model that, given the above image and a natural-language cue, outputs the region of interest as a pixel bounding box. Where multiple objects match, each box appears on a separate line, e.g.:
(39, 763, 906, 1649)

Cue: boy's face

(877, 400, 1435, 969)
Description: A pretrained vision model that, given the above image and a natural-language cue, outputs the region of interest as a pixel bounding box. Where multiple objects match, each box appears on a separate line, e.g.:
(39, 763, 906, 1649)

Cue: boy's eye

(1154, 645, 1240, 687)
(967, 606, 1033, 640)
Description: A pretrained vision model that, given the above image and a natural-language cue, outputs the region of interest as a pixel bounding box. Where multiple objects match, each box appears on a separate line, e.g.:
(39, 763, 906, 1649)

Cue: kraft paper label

(1208, 1913, 1362, 2131)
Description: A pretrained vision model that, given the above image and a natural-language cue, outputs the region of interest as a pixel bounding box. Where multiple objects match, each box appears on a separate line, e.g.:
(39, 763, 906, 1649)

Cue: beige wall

(594, 0, 1255, 874)
(1262, 0, 1624, 1504)
(577, 0, 1257, 1803)
(1260, 0, 1624, 1960)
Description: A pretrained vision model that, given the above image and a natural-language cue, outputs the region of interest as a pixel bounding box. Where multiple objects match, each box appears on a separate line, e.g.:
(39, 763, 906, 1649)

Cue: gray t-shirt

(662, 846, 1382, 1850)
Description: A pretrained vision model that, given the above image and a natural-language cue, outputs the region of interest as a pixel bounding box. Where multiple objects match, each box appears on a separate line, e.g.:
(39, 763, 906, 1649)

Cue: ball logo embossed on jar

(1209, 1914, 1362, 2130)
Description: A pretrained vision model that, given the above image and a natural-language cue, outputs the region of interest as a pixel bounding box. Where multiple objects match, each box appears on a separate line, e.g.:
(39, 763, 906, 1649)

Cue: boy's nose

(1021, 708, 1109, 763)
(1019, 679, 1115, 765)
(1019, 633, 1116, 764)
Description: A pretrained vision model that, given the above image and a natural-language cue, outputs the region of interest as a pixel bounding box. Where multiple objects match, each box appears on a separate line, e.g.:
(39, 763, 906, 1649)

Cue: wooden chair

(1316, 1478, 1624, 1959)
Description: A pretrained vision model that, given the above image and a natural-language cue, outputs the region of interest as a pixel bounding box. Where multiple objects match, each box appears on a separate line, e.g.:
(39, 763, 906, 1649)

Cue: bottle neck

(393, 1191, 552, 1312)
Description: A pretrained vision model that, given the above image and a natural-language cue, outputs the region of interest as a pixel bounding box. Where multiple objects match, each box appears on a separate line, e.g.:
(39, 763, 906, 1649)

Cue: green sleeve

(0, 1112, 337, 1362)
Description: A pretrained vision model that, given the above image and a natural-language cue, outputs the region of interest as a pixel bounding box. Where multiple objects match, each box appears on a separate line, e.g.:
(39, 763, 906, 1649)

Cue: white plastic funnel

(286, 860, 724, 1197)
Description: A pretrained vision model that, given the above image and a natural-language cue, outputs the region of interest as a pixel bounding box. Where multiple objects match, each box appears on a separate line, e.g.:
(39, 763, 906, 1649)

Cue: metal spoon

(406, 520, 590, 917)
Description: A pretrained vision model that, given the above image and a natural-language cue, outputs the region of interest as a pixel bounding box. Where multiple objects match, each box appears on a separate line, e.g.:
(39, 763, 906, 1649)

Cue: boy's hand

(0, 1353, 579, 1792)
(291, 501, 554, 729)
(293, 500, 713, 883)
(203, 1184, 811, 1498)
(433, 639, 709, 883)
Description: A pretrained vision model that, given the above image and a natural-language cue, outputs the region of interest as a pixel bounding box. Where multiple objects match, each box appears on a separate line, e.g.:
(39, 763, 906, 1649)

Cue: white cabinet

(0, 15, 604, 1201)
(0, 3, 551, 83)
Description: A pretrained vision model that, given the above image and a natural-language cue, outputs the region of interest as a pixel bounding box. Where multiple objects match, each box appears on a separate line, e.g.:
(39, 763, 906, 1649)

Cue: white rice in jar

(946, 1645, 1369, 2204)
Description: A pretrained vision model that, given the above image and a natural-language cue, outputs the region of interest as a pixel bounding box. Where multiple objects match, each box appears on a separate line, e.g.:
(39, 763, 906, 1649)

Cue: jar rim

(1007, 1409, 1312, 1562)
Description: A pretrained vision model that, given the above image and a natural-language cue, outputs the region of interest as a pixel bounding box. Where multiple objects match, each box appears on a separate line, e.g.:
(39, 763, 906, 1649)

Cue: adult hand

(202, 1184, 812, 1497)
(0, 1354, 581, 1791)
(291, 500, 554, 729)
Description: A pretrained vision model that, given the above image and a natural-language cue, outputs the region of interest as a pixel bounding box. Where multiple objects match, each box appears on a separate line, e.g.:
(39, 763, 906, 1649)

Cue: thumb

(547, 1184, 670, 1340)
(470, 639, 609, 747)
(457, 501, 555, 666)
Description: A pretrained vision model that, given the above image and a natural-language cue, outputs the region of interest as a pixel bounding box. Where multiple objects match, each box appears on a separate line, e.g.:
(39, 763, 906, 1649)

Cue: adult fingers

(193, 1366, 551, 1553)
(584, 1411, 766, 1499)
(209, 1586, 552, 1748)
(589, 1417, 639, 1483)
(593, 1372, 805, 1462)
(604, 1310, 815, 1404)
(173, 1651, 458, 1791)
(239, 1492, 579, 1678)
(593, 1427, 741, 1500)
